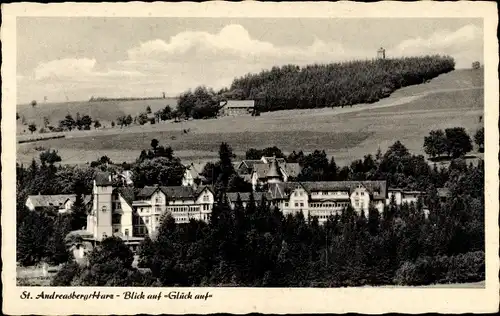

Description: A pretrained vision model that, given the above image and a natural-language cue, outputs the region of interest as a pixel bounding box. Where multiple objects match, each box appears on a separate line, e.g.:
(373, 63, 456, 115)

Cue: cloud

(20, 23, 483, 103)
(392, 24, 483, 66)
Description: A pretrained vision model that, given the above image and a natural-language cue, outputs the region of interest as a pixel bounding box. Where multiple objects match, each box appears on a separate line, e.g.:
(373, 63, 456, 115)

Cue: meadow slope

(17, 69, 483, 166)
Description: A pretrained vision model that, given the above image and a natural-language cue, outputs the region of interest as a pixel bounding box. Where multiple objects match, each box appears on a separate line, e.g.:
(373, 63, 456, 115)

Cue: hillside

(227, 55, 455, 112)
(17, 98, 177, 134)
(17, 68, 483, 166)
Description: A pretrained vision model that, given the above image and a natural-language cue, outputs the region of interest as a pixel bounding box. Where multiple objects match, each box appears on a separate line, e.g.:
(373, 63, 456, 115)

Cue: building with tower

(377, 47, 386, 59)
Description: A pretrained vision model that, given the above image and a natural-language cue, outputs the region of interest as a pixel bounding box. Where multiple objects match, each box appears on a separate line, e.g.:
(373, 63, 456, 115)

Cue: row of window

(309, 202, 350, 208)
(311, 191, 348, 196)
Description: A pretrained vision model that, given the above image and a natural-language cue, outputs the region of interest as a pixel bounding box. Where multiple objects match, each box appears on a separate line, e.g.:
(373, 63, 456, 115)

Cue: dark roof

(236, 160, 262, 172)
(227, 192, 267, 203)
(253, 162, 301, 179)
(95, 172, 113, 186)
(136, 185, 213, 200)
(114, 187, 136, 206)
(27, 194, 91, 208)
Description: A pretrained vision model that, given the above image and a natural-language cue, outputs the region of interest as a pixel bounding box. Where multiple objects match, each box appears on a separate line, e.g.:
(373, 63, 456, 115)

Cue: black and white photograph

(2, 2, 499, 315)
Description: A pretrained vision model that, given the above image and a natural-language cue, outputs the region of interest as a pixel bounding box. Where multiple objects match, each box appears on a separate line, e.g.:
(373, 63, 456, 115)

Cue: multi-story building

(86, 172, 136, 242)
(132, 185, 215, 237)
(266, 180, 387, 223)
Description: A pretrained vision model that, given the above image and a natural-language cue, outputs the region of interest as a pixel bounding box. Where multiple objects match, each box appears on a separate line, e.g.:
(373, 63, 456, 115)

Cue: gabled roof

(267, 159, 282, 178)
(223, 100, 255, 108)
(236, 160, 262, 172)
(113, 187, 136, 206)
(186, 163, 206, 180)
(27, 194, 92, 208)
(136, 185, 214, 201)
(226, 192, 267, 203)
(95, 171, 113, 186)
(252, 162, 302, 179)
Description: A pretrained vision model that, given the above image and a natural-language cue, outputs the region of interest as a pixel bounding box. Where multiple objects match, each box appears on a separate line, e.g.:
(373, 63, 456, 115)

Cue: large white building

(265, 180, 387, 223)
(132, 185, 214, 237)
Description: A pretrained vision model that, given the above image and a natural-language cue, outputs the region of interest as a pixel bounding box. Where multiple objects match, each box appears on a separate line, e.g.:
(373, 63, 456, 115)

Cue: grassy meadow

(16, 69, 483, 166)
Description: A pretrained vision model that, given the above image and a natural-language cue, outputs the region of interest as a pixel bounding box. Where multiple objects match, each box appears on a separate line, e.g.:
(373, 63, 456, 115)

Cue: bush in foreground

(393, 251, 485, 286)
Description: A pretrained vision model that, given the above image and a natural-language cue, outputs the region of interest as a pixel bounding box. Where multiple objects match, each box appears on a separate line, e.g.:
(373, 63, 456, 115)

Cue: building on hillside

(235, 159, 263, 175)
(377, 47, 386, 59)
(265, 181, 387, 223)
(219, 100, 255, 116)
(25, 194, 91, 213)
(182, 162, 207, 187)
(251, 159, 301, 191)
(387, 188, 425, 205)
(226, 192, 268, 210)
(132, 185, 215, 237)
(86, 172, 137, 242)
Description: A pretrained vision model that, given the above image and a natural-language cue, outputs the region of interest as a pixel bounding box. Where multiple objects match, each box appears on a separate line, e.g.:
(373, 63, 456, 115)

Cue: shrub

(51, 262, 81, 286)
(394, 251, 485, 286)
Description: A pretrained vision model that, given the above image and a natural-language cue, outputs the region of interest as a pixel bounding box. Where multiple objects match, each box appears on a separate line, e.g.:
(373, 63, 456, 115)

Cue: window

(294, 202, 299, 207)
(101, 205, 107, 212)
(203, 195, 209, 202)
(125, 229, 129, 237)
(102, 232, 107, 238)
(112, 214, 121, 224)
(299, 191, 303, 196)
(155, 215, 159, 222)
(155, 196, 162, 204)
(361, 192, 365, 196)
(356, 192, 359, 196)
(285, 202, 289, 207)
(155, 206, 161, 213)
(114, 228, 119, 233)
(300, 202, 304, 207)
(145, 217, 149, 224)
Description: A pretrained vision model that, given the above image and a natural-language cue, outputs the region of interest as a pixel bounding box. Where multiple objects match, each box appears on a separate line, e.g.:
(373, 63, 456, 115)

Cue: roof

(185, 163, 207, 180)
(136, 185, 214, 200)
(253, 162, 302, 179)
(226, 192, 267, 203)
(113, 187, 136, 206)
(223, 100, 255, 108)
(267, 181, 387, 201)
(267, 159, 282, 178)
(236, 160, 262, 172)
(27, 194, 91, 208)
(262, 156, 286, 164)
(95, 171, 113, 186)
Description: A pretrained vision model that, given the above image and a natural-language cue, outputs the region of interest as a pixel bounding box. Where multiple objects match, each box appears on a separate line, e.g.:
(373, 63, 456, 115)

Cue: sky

(16, 17, 483, 104)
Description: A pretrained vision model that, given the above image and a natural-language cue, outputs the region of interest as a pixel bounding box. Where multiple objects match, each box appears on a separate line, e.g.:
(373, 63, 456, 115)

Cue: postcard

(2, 1, 499, 314)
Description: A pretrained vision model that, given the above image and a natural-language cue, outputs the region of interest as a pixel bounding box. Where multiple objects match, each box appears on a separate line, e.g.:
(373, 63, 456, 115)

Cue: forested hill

(226, 55, 455, 112)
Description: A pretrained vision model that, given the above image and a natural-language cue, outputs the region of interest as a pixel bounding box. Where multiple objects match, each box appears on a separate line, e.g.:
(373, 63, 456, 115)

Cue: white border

(2, 2, 499, 314)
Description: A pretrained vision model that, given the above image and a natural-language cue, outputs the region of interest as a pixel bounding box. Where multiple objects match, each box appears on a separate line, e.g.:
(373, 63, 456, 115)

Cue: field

(17, 98, 178, 134)
(16, 69, 483, 166)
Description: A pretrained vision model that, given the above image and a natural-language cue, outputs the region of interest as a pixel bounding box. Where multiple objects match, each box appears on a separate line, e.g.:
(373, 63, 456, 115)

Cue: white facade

(132, 186, 214, 237)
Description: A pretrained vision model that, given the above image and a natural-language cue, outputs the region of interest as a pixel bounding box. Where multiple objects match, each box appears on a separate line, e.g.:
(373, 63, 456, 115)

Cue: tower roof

(266, 158, 282, 178)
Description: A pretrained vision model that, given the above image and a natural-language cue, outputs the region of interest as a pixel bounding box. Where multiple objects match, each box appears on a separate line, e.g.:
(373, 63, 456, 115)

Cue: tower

(90, 172, 113, 241)
(377, 47, 386, 59)
(266, 158, 283, 185)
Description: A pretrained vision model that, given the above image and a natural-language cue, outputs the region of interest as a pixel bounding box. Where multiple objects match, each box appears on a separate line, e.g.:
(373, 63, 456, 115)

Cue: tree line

(226, 55, 455, 112)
